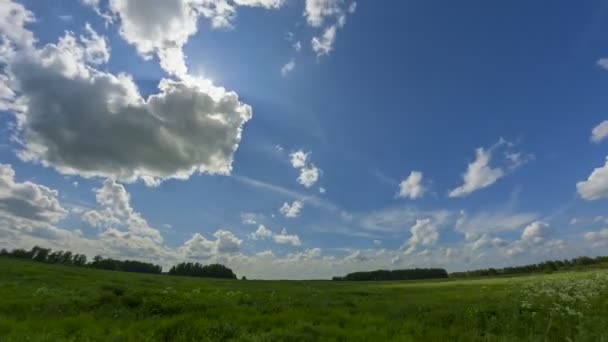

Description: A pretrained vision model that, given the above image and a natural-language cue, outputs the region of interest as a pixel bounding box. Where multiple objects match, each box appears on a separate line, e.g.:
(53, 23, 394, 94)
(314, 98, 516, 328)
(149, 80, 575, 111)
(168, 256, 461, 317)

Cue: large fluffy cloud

(1, 19, 252, 185)
(577, 158, 608, 200)
(179, 229, 242, 259)
(584, 228, 608, 248)
(521, 221, 551, 244)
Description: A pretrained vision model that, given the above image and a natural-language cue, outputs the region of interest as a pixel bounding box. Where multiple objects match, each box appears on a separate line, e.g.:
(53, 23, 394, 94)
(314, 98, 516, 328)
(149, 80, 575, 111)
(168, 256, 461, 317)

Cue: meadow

(1, 258, 607, 341)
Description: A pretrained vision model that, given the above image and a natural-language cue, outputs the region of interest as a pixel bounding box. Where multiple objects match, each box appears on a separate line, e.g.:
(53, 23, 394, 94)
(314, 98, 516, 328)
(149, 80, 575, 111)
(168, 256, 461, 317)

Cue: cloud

(597, 58, 608, 71)
(280, 200, 303, 218)
(304, 0, 346, 27)
(521, 221, 551, 244)
(241, 212, 264, 225)
(306, 0, 356, 57)
(289, 150, 321, 188)
(584, 228, 608, 248)
(577, 158, 608, 200)
(281, 58, 295, 77)
(248, 224, 301, 247)
(273, 228, 302, 246)
(0, 163, 68, 224)
(297, 165, 320, 188)
(591, 120, 608, 144)
(1, 23, 252, 186)
(311, 25, 336, 57)
(249, 224, 273, 240)
(402, 218, 439, 254)
(179, 229, 242, 259)
(0, 0, 35, 47)
(397, 171, 426, 199)
(359, 206, 452, 233)
(290, 150, 309, 168)
(455, 208, 538, 235)
(81, 179, 163, 243)
(449, 147, 504, 197)
(233, 0, 284, 9)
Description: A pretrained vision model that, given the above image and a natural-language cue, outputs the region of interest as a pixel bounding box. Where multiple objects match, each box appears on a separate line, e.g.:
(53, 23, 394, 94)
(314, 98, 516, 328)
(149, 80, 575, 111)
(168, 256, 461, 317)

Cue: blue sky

(1, 0, 608, 279)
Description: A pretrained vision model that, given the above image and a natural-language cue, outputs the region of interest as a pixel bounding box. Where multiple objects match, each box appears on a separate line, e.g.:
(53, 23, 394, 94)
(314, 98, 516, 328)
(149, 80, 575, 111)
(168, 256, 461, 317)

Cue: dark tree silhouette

(168, 262, 237, 279)
(333, 268, 448, 281)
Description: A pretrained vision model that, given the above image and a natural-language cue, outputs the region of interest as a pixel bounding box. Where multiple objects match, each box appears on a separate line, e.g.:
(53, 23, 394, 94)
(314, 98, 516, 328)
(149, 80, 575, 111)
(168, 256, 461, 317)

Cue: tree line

(0, 246, 237, 279)
(449, 256, 608, 278)
(332, 268, 448, 281)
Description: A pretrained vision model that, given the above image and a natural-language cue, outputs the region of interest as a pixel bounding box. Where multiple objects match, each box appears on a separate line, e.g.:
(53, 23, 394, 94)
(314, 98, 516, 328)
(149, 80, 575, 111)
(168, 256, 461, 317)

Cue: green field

(1, 258, 607, 341)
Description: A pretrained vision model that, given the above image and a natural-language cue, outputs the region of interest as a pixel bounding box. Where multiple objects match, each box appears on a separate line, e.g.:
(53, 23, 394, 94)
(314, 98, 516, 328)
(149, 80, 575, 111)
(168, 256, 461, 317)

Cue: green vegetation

(332, 268, 448, 281)
(450, 255, 608, 278)
(1, 258, 608, 341)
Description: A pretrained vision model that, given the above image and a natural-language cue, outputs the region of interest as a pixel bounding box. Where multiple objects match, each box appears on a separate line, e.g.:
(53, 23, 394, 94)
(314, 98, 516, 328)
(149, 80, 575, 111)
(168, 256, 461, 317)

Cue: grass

(1, 258, 607, 341)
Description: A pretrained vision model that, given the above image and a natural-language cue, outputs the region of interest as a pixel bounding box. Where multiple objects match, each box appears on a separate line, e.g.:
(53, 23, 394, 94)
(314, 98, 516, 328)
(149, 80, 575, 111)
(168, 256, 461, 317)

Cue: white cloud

(591, 120, 608, 144)
(241, 212, 264, 225)
(233, 0, 284, 8)
(273, 228, 301, 246)
(521, 221, 551, 244)
(179, 229, 242, 259)
(293, 40, 302, 52)
(577, 158, 608, 200)
(584, 228, 608, 248)
(249, 224, 273, 240)
(1, 24, 252, 186)
(398, 171, 426, 199)
(297, 165, 320, 188)
(0, 163, 68, 224)
(402, 218, 439, 254)
(373, 239, 381, 246)
(455, 209, 538, 235)
(304, 0, 344, 27)
(80, 23, 110, 65)
(289, 150, 321, 188)
(449, 147, 504, 197)
(81, 179, 163, 243)
(311, 24, 336, 57)
(319, 187, 326, 194)
(597, 58, 608, 71)
(280, 200, 303, 218)
(290, 150, 309, 168)
(0, 0, 35, 47)
(306, 0, 355, 57)
(281, 58, 295, 77)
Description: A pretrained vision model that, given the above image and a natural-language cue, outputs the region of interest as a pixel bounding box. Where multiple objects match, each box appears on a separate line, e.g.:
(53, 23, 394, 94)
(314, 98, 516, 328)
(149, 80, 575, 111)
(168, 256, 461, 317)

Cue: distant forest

(449, 255, 608, 278)
(0, 246, 237, 279)
(332, 268, 448, 281)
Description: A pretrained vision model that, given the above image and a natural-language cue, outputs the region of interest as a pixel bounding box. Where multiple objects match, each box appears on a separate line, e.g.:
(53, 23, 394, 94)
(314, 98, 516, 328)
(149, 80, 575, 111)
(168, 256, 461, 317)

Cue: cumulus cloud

(273, 228, 302, 246)
(577, 158, 608, 200)
(591, 120, 608, 144)
(241, 212, 264, 225)
(0, 0, 36, 47)
(1, 21, 252, 185)
(0, 163, 68, 224)
(584, 228, 608, 248)
(449, 147, 504, 197)
(249, 224, 273, 240)
(306, 0, 356, 57)
(402, 218, 439, 254)
(397, 171, 426, 199)
(281, 58, 295, 77)
(280, 200, 303, 218)
(289, 149, 321, 188)
(81, 179, 163, 243)
(521, 221, 551, 244)
(290, 150, 309, 168)
(179, 229, 242, 259)
(248, 224, 301, 247)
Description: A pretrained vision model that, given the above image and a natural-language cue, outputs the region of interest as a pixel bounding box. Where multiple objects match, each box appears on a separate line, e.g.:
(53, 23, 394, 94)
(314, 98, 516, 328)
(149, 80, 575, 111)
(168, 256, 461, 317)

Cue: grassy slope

(0, 258, 607, 341)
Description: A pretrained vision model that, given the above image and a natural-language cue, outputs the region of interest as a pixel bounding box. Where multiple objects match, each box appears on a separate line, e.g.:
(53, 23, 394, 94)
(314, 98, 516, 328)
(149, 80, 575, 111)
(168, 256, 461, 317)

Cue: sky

(1, 0, 608, 279)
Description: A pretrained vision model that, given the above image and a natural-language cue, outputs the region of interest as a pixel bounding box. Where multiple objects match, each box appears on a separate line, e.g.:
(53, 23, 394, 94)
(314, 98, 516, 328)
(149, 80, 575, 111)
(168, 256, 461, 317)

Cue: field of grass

(1, 258, 607, 341)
